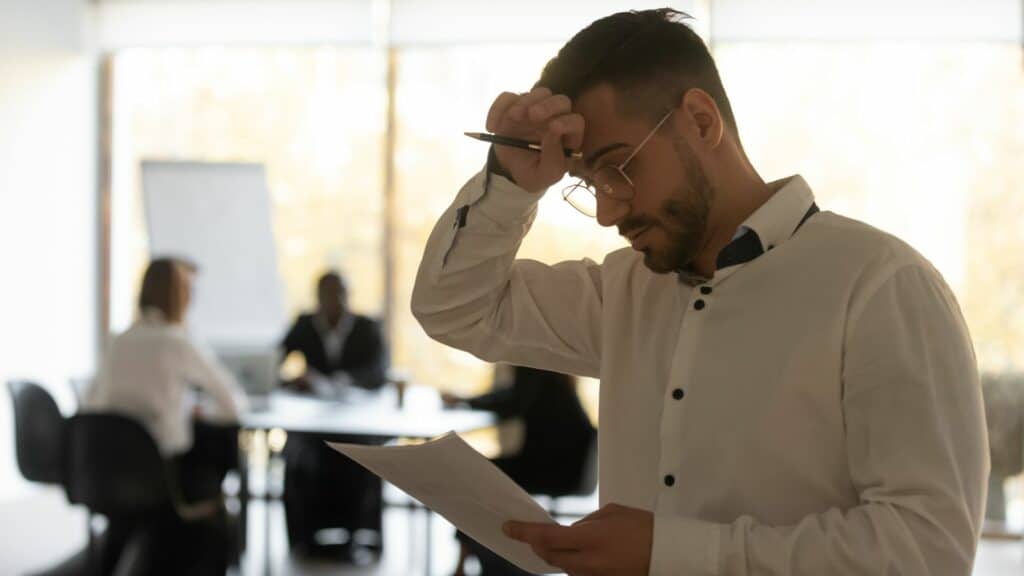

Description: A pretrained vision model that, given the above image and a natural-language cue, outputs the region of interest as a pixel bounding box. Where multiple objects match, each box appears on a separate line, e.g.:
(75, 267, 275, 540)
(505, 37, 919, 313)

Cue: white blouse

(85, 309, 248, 456)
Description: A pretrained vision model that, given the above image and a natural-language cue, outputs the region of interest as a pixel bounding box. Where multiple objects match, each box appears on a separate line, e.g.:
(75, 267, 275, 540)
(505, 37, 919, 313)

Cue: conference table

(237, 384, 497, 576)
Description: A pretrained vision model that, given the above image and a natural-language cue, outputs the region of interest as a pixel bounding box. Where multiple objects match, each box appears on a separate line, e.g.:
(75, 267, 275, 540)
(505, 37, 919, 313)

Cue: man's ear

(677, 88, 724, 150)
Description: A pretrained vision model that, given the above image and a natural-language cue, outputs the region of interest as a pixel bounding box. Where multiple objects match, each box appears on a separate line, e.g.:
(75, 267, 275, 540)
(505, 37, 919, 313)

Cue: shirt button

(664, 475, 675, 487)
(672, 388, 685, 400)
(699, 286, 712, 295)
(694, 299, 706, 311)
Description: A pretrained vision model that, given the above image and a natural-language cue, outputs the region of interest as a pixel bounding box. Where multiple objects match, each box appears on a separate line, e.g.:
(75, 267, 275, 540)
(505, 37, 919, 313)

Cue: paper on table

(328, 432, 561, 574)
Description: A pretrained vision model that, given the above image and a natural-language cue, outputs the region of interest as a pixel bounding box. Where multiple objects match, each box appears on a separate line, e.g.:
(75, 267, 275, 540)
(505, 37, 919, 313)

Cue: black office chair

(6, 380, 66, 485)
(536, 434, 599, 519)
(64, 413, 224, 576)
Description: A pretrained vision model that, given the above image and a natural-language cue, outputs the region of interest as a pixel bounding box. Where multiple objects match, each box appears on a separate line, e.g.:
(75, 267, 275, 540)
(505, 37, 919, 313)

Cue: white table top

(240, 385, 496, 440)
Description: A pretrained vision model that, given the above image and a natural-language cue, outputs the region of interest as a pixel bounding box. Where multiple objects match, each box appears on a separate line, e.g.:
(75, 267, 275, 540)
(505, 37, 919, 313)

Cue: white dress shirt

(313, 311, 356, 367)
(85, 309, 249, 456)
(412, 169, 989, 575)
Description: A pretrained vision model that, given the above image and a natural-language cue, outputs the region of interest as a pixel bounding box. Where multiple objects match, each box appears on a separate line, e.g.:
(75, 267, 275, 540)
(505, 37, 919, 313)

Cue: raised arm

(412, 87, 604, 376)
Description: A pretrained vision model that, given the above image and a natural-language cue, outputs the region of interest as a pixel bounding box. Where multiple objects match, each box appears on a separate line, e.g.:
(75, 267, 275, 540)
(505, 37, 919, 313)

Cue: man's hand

(440, 391, 464, 408)
(486, 86, 585, 194)
(504, 503, 653, 576)
(281, 376, 311, 393)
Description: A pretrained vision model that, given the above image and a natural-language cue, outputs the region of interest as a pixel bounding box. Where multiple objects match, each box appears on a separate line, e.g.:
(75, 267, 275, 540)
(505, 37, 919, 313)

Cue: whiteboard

(142, 161, 286, 347)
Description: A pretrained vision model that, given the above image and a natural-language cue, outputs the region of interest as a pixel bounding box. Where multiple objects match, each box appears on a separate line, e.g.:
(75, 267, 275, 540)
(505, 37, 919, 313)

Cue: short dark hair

(317, 270, 347, 293)
(138, 256, 197, 323)
(537, 8, 738, 136)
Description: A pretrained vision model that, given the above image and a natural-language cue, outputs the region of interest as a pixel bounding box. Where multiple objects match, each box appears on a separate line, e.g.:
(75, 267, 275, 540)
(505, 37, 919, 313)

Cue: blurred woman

(85, 256, 247, 574)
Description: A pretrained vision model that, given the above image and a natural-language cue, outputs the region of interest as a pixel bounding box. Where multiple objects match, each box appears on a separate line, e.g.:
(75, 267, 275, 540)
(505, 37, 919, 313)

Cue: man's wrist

(487, 145, 516, 184)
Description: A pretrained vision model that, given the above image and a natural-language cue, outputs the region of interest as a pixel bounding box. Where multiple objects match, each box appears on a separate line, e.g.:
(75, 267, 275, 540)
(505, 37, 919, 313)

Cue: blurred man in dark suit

(279, 270, 388, 563)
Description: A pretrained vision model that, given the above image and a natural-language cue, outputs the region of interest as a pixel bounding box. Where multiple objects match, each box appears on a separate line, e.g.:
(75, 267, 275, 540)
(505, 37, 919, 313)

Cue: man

(280, 270, 389, 562)
(412, 9, 988, 576)
(281, 271, 387, 392)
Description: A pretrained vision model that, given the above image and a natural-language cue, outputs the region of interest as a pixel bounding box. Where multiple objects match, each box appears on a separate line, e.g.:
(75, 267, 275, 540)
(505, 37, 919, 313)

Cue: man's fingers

(573, 503, 625, 526)
(538, 128, 569, 179)
(504, 521, 590, 550)
(528, 93, 572, 123)
(486, 91, 520, 133)
(506, 86, 553, 122)
(549, 113, 585, 151)
(543, 549, 598, 575)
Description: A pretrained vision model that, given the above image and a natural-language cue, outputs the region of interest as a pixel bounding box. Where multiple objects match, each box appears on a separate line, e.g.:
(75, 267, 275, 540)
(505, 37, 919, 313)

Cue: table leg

(425, 506, 433, 576)
(264, 432, 273, 576)
(238, 433, 250, 556)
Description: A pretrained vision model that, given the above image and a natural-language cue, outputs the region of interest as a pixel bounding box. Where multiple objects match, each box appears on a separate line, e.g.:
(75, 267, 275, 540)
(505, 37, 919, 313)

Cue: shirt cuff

(650, 514, 722, 576)
(473, 168, 540, 225)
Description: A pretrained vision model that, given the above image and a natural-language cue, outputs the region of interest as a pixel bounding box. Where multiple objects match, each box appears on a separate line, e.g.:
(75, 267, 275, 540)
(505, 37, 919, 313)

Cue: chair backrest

(65, 412, 172, 517)
(6, 380, 66, 485)
(536, 431, 599, 499)
(575, 433, 599, 496)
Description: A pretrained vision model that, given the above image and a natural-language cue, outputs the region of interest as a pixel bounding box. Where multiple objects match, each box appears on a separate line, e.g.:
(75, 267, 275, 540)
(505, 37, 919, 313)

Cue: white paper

(328, 432, 561, 574)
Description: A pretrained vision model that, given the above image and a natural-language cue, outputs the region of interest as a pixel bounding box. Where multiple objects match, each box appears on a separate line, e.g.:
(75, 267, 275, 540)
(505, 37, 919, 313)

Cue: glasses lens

(592, 165, 633, 200)
(562, 182, 597, 217)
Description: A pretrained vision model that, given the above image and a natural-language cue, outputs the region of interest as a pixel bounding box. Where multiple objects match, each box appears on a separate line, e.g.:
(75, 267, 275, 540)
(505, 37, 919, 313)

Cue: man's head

(139, 257, 197, 324)
(539, 9, 741, 274)
(316, 270, 349, 324)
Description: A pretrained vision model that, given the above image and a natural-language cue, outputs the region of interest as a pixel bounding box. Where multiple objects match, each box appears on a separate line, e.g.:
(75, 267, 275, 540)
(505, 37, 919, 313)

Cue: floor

(2, 484, 1022, 576)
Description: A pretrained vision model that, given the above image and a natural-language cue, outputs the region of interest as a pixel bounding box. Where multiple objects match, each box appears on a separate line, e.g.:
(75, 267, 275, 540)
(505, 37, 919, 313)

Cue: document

(328, 432, 562, 574)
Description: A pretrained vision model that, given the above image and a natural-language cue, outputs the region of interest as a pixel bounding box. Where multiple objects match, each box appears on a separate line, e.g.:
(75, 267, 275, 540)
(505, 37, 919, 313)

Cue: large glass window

(110, 47, 388, 334)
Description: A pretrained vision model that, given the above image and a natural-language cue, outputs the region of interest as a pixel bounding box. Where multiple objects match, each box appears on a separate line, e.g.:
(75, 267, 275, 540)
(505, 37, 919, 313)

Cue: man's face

(572, 85, 714, 274)
(317, 277, 348, 321)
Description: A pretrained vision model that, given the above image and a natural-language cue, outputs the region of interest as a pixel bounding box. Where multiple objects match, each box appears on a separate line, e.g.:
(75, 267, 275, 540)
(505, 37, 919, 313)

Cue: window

(110, 47, 388, 334)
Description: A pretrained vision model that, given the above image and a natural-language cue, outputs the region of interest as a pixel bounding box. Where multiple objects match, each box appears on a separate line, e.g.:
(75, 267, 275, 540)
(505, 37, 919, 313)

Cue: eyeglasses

(562, 109, 675, 217)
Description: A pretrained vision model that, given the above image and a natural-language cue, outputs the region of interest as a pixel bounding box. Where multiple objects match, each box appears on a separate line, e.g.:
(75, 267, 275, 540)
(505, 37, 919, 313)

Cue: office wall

(0, 0, 97, 498)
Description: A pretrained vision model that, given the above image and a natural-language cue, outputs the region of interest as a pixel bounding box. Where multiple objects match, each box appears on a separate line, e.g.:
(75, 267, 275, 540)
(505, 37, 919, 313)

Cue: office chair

(64, 413, 224, 576)
(535, 434, 599, 519)
(6, 380, 66, 485)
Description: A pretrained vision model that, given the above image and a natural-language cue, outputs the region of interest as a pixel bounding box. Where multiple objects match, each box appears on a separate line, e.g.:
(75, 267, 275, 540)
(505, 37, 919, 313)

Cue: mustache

(618, 216, 656, 238)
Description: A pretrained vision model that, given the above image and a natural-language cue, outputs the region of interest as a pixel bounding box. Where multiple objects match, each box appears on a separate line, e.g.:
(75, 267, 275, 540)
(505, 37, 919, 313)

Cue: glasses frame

(562, 108, 675, 217)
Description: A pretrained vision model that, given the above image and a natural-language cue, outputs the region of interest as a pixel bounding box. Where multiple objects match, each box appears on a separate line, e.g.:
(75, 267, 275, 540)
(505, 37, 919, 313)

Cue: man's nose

(595, 192, 629, 228)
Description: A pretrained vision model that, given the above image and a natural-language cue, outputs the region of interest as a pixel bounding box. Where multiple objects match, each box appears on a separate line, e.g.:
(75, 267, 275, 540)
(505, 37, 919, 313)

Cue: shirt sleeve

(411, 168, 604, 378)
(649, 264, 989, 575)
(179, 336, 250, 420)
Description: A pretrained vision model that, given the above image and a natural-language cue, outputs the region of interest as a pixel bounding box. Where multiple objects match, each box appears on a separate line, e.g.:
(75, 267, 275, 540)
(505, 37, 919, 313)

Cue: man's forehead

(570, 85, 636, 174)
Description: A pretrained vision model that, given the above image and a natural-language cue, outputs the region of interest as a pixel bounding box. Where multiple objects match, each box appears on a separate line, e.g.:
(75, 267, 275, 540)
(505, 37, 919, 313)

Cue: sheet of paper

(328, 432, 561, 574)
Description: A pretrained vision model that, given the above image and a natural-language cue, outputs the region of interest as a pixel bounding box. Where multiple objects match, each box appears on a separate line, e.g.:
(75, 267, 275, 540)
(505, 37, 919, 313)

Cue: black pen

(464, 132, 583, 160)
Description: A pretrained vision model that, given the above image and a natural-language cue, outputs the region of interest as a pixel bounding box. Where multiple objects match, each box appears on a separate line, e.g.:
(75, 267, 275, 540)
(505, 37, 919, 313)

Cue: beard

(623, 141, 714, 274)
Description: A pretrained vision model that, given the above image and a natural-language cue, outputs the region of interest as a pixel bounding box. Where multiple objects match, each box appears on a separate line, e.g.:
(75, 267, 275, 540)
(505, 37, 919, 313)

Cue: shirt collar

(678, 175, 817, 285)
(314, 311, 354, 336)
(738, 175, 816, 255)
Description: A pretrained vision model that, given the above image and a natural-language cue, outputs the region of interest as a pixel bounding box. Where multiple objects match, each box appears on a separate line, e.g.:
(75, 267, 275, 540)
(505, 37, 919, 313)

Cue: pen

(464, 132, 583, 160)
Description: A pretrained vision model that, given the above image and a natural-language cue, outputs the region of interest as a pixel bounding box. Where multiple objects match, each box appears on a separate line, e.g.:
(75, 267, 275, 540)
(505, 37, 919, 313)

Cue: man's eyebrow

(584, 142, 630, 170)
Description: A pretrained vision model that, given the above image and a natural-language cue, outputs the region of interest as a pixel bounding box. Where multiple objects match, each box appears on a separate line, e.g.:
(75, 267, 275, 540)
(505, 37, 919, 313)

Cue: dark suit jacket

(280, 313, 388, 390)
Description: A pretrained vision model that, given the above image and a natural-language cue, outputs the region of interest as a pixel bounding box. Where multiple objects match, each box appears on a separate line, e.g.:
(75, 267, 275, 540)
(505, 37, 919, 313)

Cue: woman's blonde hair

(138, 257, 197, 323)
